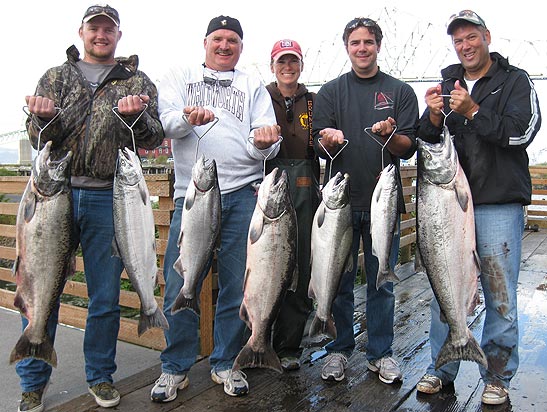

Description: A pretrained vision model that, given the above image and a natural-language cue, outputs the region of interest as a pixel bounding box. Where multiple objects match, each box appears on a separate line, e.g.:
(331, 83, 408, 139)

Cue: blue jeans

(160, 183, 256, 374)
(16, 188, 123, 391)
(426, 203, 523, 388)
(326, 211, 399, 361)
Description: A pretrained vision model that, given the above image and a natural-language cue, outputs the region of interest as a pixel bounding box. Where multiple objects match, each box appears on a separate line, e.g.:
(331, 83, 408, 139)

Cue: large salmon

(172, 154, 221, 315)
(234, 168, 297, 373)
(416, 125, 487, 370)
(10, 141, 75, 367)
(308, 172, 353, 340)
(370, 163, 400, 289)
(113, 147, 168, 336)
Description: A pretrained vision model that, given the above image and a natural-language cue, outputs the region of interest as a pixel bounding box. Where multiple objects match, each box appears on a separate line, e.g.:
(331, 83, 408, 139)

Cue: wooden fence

(2, 165, 544, 353)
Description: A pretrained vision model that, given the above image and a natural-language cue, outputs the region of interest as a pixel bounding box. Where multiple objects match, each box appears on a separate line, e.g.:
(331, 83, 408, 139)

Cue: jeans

(426, 203, 523, 388)
(16, 188, 123, 392)
(326, 210, 399, 361)
(160, 183, 256, 374)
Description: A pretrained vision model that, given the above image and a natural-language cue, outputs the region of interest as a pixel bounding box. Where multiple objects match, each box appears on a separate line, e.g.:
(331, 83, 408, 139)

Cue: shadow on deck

(50, 230, 547, 412)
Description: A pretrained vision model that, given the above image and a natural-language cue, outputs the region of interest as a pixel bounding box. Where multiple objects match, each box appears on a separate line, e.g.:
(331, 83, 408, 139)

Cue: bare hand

(425, 84, 444, 116)
(183, 106, 216, 126)
(318, 128, 345, 153)
(371, 116, 396, 137)
(117, 95, 149, 116)
(449, 80, 479, 119)
(253, 125, 281, 149)
(25, 95, 56, 120)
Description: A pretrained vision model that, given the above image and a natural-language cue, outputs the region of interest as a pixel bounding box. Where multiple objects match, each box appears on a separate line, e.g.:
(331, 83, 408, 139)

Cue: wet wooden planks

(50, 230, 547, 412)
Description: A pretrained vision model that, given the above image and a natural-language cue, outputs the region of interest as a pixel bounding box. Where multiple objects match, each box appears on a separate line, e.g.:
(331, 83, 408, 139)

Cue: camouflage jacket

(26, 45, 164, 181)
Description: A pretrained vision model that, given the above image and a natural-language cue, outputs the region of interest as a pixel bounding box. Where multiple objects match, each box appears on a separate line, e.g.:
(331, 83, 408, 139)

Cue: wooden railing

(3, 165, 543, 352)
(528, 165, 547, 228)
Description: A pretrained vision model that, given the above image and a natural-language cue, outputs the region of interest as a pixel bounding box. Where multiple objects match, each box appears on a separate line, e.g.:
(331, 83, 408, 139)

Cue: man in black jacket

(415, 10, 541, 405)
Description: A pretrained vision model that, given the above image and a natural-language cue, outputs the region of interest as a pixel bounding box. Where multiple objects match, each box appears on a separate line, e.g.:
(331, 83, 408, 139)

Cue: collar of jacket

(441, 52, 513, 81)
(266, 82, 308, 101)
(65, 44, 139, 75)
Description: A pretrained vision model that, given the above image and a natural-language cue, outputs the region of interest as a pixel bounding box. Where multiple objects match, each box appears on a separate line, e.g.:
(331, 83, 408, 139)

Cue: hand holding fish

(253, 124, 281, 149)
(371, 116, 396, 139)
(117, 94, 149, 115)
(424, 84, 444, 126)
(318, 128, 345, 154)
(25, 95, 56, 120)
(449, 81, 479, 120)
(183, 106, 216, 126)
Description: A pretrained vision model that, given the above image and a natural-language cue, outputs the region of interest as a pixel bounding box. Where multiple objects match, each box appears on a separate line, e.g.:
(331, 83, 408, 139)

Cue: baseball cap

(446, 10, 486, 34)
(271, 39, 303, 61)
(206, 15, 243, 39)
(82, 4, 120, 26)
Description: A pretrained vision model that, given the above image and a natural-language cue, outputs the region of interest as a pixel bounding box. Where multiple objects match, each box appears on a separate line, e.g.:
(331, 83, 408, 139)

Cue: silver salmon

(416, 125, 487, 370)
(113, 147, 168, 336)
(308, 172, 353, 340)
(370, 163, 400, 289)
(234, 168, 297, 373)
(172, 154, 221, 315)
(10, 141, 75, 367)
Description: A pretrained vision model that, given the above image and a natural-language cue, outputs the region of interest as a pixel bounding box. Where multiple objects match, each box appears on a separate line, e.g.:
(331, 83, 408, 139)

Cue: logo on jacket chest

(374, 92, 394, 110)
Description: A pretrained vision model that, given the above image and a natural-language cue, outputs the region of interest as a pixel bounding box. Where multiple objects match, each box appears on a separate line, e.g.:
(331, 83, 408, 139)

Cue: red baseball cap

(271, 39, 303, 61)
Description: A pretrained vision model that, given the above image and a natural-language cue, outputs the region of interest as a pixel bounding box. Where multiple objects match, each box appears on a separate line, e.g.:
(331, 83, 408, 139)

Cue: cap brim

(447, 17, 482, 34)
(272, 51, 302, 61)
(83, 13, 119, 26)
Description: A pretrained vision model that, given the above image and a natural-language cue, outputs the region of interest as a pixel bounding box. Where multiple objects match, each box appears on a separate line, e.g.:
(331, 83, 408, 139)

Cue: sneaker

(18, 386, 46, 412)
(211, 369, 249, 397)
(280, 356, 301, 371)
(481, 383, 509, 405)
(367, 356, 403, 384)
(88, 382, 120, 408)
(416, 373, 442, 394)
(321, 353, 348, 381)
(150, 372, 189, 403)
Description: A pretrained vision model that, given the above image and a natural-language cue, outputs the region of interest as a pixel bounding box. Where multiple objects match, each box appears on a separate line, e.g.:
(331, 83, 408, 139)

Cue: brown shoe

(416, 374, 442, 394)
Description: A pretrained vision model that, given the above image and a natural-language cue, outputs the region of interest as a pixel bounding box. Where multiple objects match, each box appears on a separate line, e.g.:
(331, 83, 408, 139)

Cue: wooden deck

(50, 229, 547, 412)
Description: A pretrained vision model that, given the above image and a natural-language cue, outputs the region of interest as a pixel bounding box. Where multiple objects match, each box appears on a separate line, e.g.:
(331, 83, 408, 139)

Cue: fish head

(257, 167, 292, 219)
(322, 172, 350, 210)
(115, 147, 142, 186)
(417, 126, 457, 185)
(192, 154, 218, 192)
(32, 141, 72, 196)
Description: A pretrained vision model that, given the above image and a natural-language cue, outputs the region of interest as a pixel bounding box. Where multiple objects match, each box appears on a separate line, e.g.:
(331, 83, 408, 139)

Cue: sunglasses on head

(345, 17, 377, 31)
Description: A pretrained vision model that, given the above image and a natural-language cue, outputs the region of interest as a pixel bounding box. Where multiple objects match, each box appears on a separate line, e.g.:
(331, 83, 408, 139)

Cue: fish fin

(316, 205, 326, 228)
(12, 255, 19, 276)
(138, 306, 169, 336)
(13, 292, 26, 316)
(138, 180, 148, 205)
(435, 331, 487, 370)
(414, 246, 426, 274)
(343, 250, 354, 273)
(239, 302, 252, 329)
(233, 342, 282, 373)
(171, 291, 200, 316)
(9, 331, 58, 367)
(288, 265, 298, 292)
(173, 257, 185, 278)
(308, 314, 337, 340)
(249, 217, 264, 245)
(23, 193, 37, 223)
(472, 249, 481, 273)
(454, 179, 470, 212)
(111, 237, 121, 258)
(376, 269, 400, 289)
(184, 188, 195, 210)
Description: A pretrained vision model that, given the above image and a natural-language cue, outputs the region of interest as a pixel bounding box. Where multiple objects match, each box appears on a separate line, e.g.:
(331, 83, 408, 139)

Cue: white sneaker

(367, 356, 403, 384)
(481, 383, 509, 405)
(211, 369, 249, 397)
(150, 372, 189, 403)
(321, 353, 348, 381)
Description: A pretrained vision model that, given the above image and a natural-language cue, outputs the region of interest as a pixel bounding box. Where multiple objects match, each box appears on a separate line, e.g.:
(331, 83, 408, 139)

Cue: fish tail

(171, 292, 200, 316)
(308, 314, 337, 340)
(138, 306, 170, 336)
(376, 269, 400, 289)
(9, 332, 57, 367)
(435, 332, 488, 370)
(233, 343, 282, 373)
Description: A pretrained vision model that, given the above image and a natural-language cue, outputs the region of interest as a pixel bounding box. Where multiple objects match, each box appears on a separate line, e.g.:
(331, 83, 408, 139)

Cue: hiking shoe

(88, 382, 120, 408)
(367, 356, 403, 384)
(211, 369, 249, 397)
(321, 353, 348, 381)
(416, 373, 442, 394)
(481, 383, 509, 405)
(150, 372, 189, 403)
(18, 386, 46, 412)
(280, 356, 301, 371)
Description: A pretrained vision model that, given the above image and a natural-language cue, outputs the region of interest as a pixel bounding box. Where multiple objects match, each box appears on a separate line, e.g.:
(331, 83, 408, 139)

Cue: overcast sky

(3, 0, 546, 161)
